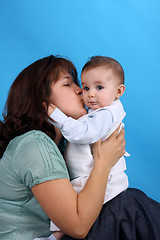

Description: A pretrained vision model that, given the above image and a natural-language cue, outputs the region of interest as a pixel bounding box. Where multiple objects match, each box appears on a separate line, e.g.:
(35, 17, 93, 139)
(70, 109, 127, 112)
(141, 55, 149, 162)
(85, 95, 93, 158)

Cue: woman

(1, 55, 160, 240)
(0, 55, 125, 240)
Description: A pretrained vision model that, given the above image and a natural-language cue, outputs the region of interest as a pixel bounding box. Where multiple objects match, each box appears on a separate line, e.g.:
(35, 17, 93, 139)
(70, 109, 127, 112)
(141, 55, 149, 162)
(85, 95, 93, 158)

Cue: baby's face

(81, 67, 119, 110)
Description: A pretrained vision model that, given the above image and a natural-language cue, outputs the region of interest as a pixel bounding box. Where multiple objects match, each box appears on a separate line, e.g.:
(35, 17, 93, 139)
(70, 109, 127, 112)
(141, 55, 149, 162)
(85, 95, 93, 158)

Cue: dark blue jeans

(62, 188, 160, 240)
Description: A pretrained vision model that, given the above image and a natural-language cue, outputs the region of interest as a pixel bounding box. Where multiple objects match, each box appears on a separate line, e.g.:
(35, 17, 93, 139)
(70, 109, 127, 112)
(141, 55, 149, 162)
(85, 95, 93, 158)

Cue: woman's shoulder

(4, 130, 62, 164)
(4, 130, 69, 189)
(8, 130, 57, 151)
(13, 129, 53, 141)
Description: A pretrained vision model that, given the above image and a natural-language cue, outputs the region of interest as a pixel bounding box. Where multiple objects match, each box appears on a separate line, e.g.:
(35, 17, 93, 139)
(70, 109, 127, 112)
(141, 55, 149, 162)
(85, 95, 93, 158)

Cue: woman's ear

(116, 84, 125, 99)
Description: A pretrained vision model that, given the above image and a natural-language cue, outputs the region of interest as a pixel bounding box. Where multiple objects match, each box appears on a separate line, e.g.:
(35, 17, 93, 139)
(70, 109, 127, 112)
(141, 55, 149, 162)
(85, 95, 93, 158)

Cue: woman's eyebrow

(63, 75, 72, 80)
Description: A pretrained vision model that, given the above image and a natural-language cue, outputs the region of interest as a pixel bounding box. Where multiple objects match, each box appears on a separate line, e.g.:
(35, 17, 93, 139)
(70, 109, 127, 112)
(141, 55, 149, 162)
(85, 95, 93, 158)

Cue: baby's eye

(83, 87, 89, 91)
(96, 85, 104, 90)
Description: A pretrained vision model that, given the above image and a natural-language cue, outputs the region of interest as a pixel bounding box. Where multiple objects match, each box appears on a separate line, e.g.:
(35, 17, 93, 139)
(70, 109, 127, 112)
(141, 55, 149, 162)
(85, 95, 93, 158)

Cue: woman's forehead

(53, 72, 72, 85)
(60, 73, 72, 81)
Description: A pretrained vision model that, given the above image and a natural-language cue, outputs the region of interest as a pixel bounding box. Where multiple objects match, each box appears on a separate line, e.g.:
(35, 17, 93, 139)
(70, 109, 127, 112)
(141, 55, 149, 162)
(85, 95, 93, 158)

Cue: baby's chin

(87, 102, 113, 110)
(92, 107, 99, 110)
(87, 103, 101, 110)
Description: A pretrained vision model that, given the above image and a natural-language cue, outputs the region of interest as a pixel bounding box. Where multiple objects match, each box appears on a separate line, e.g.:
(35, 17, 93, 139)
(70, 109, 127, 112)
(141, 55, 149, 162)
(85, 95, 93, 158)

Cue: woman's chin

(74, 109, 86, 119)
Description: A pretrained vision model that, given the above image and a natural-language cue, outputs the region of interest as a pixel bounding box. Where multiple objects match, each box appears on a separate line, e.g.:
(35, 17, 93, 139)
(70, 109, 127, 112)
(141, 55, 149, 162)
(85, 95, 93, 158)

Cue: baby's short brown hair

(81, 56, 124, 84)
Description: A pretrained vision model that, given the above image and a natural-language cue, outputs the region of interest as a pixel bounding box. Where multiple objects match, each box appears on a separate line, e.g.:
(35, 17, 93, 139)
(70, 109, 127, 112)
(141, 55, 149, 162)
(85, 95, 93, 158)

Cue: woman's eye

(97, 85, 103, 90)
(83, 87, 89, 91)
(64, 82, 71, 87)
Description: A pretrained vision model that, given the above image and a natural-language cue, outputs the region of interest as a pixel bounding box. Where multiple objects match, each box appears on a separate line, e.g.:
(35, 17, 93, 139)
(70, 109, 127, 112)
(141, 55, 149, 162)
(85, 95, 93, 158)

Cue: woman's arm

(32, 127, 125, 239)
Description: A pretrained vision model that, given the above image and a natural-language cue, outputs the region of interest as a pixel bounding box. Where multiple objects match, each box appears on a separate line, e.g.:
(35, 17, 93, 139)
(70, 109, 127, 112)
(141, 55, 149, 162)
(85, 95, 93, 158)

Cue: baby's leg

(34, 233, 56, 240)
(50, 221, 64, 240)
(53, 231, 65, 240)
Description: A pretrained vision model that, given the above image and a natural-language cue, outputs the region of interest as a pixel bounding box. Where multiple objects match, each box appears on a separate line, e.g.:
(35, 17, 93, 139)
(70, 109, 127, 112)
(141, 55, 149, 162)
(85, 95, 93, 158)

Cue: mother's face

(50, 72, 86, 119)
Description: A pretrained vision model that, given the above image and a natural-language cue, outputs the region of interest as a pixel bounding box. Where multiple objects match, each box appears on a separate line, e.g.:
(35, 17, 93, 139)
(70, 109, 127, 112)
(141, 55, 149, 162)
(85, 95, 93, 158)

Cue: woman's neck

(54, 127, 62, 146)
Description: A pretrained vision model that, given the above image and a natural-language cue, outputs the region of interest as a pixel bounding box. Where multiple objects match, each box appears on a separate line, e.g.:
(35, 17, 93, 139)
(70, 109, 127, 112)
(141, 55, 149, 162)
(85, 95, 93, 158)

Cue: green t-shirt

(0, 130, 69, 240)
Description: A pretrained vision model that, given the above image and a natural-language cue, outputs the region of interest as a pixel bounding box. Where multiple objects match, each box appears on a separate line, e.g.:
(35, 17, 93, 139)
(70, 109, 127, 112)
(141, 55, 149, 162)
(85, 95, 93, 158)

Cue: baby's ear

(116, 84, 125, 98)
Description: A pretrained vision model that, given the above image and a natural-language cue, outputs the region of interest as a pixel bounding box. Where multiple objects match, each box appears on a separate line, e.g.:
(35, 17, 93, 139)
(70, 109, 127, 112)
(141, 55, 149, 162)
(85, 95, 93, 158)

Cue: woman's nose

(74, 84, 82, 95)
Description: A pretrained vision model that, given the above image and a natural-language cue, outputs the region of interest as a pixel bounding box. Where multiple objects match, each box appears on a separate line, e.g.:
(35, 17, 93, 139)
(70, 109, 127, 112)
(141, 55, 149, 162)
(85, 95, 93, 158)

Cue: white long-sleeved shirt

(50, 100, 129, 232)
(50, 99, 129, 177)
(50, 100, 125, 144)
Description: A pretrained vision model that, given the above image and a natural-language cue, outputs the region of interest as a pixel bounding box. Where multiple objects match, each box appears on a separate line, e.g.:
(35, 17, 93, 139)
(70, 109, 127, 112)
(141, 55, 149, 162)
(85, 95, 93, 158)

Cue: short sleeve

(13, 131, 69, 189)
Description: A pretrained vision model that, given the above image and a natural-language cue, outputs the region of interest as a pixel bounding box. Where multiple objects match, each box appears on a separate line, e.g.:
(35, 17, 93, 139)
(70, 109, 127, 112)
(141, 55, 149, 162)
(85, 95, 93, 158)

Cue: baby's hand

(48, 103, 56, 116)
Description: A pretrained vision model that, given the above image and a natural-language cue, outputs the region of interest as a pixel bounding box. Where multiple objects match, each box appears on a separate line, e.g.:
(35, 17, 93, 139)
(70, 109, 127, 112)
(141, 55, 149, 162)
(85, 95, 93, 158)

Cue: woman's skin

(49, 72, 86, 119)
(32, 72, 126, 239)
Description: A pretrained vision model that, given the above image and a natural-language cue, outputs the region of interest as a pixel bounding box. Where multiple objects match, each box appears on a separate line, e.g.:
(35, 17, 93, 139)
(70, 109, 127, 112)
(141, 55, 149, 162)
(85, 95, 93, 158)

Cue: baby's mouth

(89, 101, 97, 105)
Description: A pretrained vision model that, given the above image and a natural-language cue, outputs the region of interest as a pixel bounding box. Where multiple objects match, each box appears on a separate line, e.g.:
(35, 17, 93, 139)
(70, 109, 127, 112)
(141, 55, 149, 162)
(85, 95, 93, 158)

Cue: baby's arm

(50, 107, 114, 144)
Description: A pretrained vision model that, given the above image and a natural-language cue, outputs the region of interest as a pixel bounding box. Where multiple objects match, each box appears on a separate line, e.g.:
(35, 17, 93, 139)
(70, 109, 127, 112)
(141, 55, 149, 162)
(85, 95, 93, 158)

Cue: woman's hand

(92, 126, 125, 171)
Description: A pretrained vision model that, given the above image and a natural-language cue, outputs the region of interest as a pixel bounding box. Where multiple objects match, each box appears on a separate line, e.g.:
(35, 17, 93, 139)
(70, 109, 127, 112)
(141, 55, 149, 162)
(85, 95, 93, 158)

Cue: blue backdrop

(0, 0, 160, 202)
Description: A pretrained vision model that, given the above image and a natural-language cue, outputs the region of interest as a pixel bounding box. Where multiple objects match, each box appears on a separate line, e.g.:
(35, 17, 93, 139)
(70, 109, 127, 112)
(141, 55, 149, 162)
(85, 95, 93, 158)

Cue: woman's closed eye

(63, 81, 73, 87)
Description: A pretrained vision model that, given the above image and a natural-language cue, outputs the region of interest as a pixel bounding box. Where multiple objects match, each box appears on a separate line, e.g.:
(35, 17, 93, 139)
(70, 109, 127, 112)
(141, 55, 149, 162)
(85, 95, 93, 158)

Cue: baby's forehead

(82, 66, 115, 77)
(82, 68, 117, 83)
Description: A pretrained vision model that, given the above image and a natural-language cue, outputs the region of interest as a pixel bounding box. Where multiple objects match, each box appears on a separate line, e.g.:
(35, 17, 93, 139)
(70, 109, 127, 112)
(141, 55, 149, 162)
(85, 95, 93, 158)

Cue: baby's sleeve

(50, 107, 114, 144)
(14, 131, 69, 189)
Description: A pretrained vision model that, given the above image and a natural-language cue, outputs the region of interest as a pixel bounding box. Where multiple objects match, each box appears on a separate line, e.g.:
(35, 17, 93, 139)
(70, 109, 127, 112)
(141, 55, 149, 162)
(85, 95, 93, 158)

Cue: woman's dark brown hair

(0, 55, 78, 158)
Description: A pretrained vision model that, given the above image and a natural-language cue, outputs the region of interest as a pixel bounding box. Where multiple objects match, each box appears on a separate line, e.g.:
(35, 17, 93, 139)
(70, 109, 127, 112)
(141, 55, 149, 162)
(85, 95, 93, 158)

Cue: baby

(35, 56, 129, 240)
(50, 56, 129, 236)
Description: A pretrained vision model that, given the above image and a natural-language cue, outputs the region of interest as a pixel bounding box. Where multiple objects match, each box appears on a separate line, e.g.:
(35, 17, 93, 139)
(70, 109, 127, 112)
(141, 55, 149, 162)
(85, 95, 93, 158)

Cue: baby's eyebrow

(81, 82, 88, 86)
(95, 80, 103, 83)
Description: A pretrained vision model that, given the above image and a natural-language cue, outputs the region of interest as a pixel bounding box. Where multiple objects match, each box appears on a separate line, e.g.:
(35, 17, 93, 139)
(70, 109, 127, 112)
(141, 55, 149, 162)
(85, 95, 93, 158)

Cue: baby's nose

(88, 90, 95, 97)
